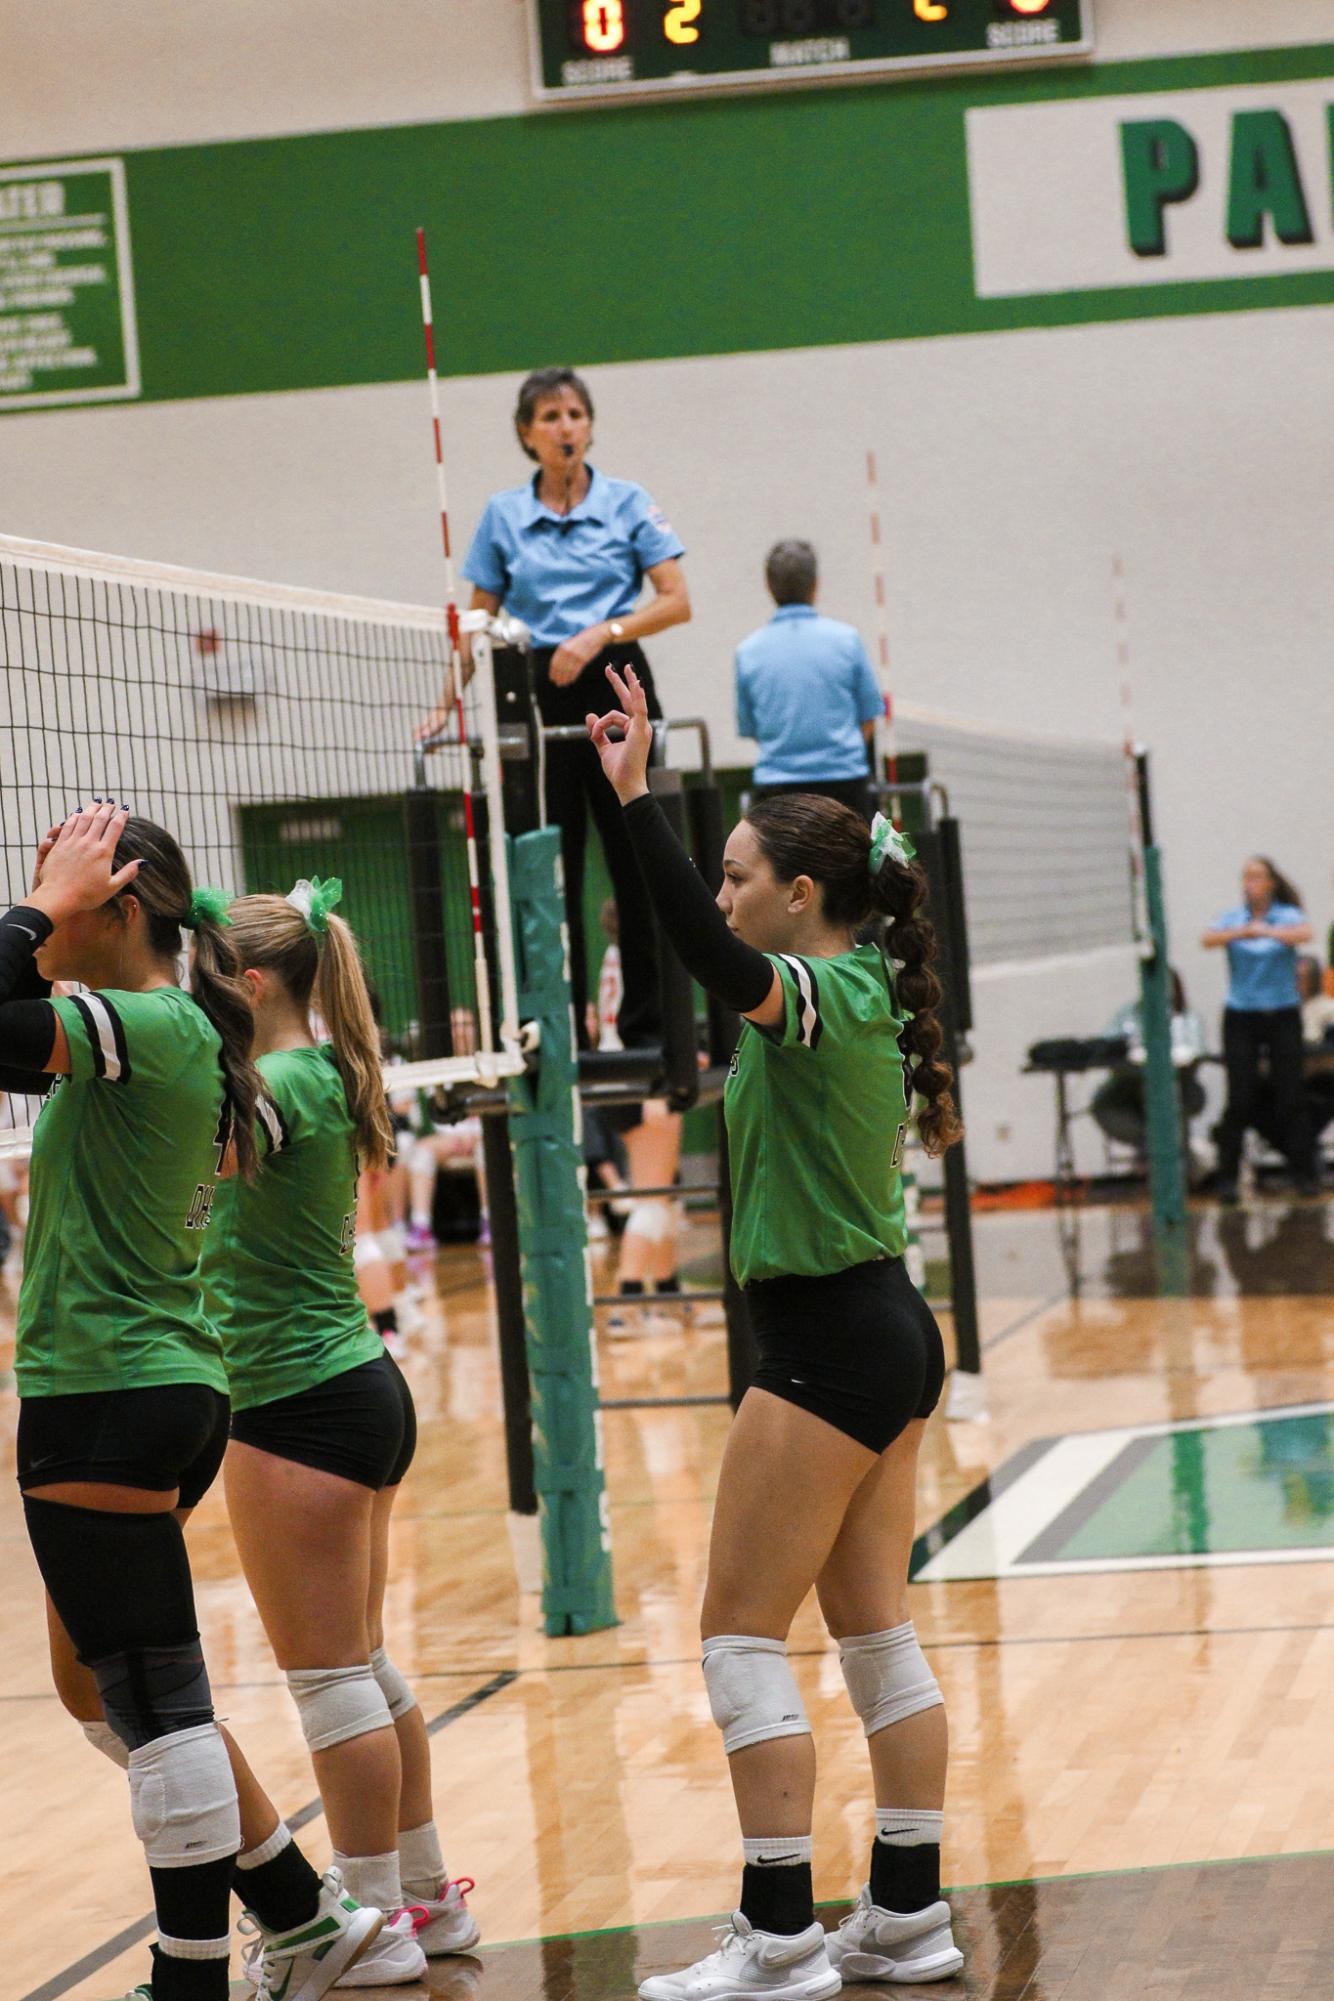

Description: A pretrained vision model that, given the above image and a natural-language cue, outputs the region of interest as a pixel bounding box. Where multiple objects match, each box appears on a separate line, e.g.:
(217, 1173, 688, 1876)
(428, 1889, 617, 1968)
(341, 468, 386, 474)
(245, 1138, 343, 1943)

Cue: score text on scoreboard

(531, 0, 1092, 100)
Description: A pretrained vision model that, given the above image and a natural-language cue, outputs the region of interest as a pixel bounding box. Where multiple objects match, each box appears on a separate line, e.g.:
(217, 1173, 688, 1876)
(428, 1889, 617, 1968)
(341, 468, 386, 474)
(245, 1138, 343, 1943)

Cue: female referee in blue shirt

(418, 368, 690, 1046)
(1202, 854, 1317, 1200)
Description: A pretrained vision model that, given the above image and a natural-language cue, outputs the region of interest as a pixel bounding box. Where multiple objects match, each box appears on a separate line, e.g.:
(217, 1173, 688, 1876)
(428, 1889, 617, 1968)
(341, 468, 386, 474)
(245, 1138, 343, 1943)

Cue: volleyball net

(893, 702, 1137, 968)
(0, 532, 521, 1155)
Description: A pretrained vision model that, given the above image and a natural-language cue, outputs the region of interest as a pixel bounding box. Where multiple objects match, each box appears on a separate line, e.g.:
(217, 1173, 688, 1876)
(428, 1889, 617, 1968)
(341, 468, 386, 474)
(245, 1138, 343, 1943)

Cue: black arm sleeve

(0, 906, 58, 1094)
(621, 793, 775, 1015)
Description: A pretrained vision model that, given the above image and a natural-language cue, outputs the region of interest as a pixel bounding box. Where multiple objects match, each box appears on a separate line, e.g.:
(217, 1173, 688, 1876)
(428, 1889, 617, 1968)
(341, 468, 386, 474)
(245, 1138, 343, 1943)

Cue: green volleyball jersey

(201, 1044, 381, 1412)
(16, 986, 230, 1398)
(724, 942, 910, 1287)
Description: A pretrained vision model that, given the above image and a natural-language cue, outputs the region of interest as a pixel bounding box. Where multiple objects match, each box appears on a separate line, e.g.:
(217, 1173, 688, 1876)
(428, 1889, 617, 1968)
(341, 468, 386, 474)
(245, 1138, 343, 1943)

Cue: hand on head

(587, 664, 653, 804)
(30, 800, 142, 921)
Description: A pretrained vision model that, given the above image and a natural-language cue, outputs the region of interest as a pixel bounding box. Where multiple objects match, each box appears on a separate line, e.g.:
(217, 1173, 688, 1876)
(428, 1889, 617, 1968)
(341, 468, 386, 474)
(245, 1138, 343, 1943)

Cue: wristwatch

(606, 619, 625, 645)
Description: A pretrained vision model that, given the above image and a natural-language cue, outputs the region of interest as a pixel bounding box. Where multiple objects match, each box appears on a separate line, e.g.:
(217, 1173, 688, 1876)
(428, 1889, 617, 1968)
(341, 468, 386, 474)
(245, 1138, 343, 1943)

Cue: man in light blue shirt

(735, 541, 883, 821)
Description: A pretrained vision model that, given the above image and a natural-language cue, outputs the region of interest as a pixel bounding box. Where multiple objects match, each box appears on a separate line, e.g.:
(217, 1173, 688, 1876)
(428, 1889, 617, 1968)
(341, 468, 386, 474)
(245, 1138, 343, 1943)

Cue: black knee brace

(91, 1638, 216, 1751)
(23, 1497, 211, 1747)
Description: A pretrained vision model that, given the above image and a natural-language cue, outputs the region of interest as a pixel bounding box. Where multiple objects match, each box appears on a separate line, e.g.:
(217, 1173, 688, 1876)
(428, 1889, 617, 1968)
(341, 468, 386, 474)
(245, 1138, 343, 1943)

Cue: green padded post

(1139, 842, 1190, 1296)
(506, 828, 617, 1636)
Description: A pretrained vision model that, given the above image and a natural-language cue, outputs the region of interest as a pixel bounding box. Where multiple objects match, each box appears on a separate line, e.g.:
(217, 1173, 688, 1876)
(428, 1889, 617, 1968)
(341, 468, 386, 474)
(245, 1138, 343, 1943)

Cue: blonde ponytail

(222, 892, 392, 1171)
(313, 914, 393, 1172)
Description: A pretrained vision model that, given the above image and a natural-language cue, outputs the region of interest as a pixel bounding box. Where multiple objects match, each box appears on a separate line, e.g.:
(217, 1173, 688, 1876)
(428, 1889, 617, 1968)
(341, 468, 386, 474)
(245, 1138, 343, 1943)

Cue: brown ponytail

(109, 817, 260, 1179)
(222, 894, 393, 1172)
(744, 795, 964, 1158)
(866, 854, 964, 1158)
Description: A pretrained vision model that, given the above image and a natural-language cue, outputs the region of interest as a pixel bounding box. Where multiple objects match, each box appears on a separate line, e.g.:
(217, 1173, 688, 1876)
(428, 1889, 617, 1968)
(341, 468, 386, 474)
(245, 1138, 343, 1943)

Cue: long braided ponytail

(744, 795, 963, 1156)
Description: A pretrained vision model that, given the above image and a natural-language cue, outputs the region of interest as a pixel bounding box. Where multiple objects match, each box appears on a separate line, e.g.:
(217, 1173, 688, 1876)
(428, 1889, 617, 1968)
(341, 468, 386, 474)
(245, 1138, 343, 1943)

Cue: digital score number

(532, 0, 1092, 100)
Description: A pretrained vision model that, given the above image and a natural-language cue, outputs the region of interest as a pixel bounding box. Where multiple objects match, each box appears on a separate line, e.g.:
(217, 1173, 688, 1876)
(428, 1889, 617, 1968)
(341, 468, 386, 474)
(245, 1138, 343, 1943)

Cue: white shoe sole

(638, 1969, 841, 2001)
(831, 1945, 963, 1984)
(291, 1909, 385, 2001)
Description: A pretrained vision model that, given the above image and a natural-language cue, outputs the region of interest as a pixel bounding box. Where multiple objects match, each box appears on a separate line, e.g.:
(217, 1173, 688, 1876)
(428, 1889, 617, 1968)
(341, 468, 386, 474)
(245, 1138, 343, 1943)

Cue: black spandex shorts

(597, 1101, 644, 1138)
(17, 1383, 231, 1508)
(229, 1350, 416, 1490)
(746, 1257, 946, 1454)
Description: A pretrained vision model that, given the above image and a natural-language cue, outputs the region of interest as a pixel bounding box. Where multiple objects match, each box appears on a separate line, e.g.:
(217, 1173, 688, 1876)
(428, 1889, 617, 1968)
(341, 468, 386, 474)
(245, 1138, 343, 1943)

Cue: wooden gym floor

(2, 1195, 1332, 2000)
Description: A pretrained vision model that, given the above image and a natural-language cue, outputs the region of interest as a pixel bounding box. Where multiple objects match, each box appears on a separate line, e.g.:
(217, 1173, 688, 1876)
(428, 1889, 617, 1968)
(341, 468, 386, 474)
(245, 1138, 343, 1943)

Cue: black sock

(870, 1840, 940, 1913)
(147, 1940, 231, 2001)
(617, 1279, 645, 1297)
(146, 1858, 234, 2001)
(740, 1862, 815, 1936)
(372, 1306, 398, 1336)
(233, 1837, 322, 1931)
(655, 1273, 681, 1295)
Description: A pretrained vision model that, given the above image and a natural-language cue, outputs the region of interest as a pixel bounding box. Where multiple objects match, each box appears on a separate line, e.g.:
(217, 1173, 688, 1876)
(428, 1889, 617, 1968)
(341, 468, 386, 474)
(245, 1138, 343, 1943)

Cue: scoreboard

(531, 0, 1092, 101)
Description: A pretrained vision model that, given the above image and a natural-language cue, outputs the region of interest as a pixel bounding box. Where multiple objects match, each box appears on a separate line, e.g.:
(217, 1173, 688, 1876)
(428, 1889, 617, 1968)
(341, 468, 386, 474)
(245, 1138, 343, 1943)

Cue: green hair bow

(869, 811, 916, 877)
(185, 885, 233, 930)
(287, 876, 343, 935)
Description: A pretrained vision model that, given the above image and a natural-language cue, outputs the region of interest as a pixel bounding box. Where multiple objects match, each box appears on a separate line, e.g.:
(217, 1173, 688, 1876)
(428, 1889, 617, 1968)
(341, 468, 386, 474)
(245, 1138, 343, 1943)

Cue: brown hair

(743, 795, 964, 1157)
(111, 817, 261, 1179)
(765, 539, 818, 606)
(224, 895, 393, 1171)
(1249, 856, 1302, 908)
(513, 367, 594, 461)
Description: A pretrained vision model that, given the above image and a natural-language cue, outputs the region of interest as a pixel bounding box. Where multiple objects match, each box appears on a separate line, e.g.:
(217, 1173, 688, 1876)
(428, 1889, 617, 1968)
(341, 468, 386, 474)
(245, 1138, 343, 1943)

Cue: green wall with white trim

(5, 39, 1332, 417)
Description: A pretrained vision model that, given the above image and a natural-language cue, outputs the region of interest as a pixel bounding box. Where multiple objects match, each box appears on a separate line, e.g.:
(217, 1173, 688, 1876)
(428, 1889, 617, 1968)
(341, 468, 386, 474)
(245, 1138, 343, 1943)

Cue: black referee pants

(1216, 1005, 1313, 1181)
(533, 642, 662, 1050)
(753, 775, 876, 824)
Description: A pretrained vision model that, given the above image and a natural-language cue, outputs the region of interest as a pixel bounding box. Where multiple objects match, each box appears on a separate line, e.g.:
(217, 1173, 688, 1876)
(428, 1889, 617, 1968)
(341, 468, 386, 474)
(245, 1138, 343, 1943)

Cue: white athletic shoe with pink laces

(332, 1910, 428, 1987)
(398, 1876, 481, 1956)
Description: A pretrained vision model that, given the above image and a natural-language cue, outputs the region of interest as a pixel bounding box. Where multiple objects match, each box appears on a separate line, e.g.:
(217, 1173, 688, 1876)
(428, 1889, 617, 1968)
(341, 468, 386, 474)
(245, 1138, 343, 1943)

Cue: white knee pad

(128, 1723, 240, 1867)
(377, 1224, 407, 1265)
(285, 1663, 394, 1752)
(702, 1635, 810, 1755)
(354, 1233, 386, 1270)
(838, 1624, 942, 1738)
(83, 1718, 131, 1770)
(407, 1140, 438, 1178)
(369, 1645, 419, 1722)
(626, 1200, 673, 1245)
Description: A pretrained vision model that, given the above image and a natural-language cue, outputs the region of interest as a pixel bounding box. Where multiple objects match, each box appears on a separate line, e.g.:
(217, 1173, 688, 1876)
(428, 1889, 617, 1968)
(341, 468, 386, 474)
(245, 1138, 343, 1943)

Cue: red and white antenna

(416, 226, 494, 1062)
(864, 448, 901, 825)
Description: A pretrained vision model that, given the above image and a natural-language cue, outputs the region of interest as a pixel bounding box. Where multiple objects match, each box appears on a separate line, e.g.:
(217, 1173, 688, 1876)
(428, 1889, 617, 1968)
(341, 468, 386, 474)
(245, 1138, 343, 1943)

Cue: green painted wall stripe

(10, 39, 1334, 416)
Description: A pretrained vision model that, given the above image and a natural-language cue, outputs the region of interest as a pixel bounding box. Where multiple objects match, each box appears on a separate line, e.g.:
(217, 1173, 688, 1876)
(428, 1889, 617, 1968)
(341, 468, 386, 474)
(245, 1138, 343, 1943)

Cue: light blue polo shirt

(735, 604, 883, 785)
(462, 466, 685, 648)
(1215, 902, 1306, 1011)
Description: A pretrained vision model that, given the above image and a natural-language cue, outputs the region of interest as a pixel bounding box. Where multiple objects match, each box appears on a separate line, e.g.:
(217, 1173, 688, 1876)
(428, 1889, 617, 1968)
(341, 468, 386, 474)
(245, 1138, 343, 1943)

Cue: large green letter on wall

(1120, 119, 1199, 257)
(506, 827, 617, 1638)
(1226, 110, 1314, 249)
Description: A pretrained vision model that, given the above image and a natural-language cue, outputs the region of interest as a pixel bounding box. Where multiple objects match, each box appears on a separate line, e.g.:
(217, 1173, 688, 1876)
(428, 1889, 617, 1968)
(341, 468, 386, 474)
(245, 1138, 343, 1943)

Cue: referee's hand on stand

(587, 664, 652, 807)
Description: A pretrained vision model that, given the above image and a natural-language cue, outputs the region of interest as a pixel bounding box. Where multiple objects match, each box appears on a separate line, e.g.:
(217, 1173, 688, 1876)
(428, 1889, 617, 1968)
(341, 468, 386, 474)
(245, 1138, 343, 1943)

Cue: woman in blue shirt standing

(419, 367, 690, 1047)
(1202, 856, 1317, 1201)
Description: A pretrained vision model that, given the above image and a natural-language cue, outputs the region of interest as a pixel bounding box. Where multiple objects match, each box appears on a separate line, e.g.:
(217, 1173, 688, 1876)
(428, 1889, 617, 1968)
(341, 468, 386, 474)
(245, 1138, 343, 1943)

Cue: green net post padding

(506, 827, 617, 1637)
(1139, 842, 1190, 1297)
